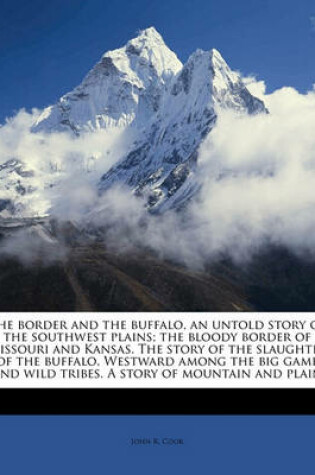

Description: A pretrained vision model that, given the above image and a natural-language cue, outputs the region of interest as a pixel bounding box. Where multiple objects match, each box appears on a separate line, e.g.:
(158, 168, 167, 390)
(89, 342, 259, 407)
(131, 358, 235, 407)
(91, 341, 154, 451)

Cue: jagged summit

(137, 26, 164, 38)
(103, 26, 182, 79)
(33, 27, 182, 133)
(124, 26, 167, 50)
(3, 28, 267, 217)
(99, 40, 266, 212)
(33, 28, 264, 134)
(209, 47, 225, 59)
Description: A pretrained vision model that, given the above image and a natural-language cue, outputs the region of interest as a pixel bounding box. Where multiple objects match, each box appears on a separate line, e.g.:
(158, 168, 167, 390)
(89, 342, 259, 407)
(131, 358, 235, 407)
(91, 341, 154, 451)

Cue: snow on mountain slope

(33, 27, 182, 134)
(1, 27, 267, 218)
(99, 46, 267, 211)
(0, 159, 50, 217)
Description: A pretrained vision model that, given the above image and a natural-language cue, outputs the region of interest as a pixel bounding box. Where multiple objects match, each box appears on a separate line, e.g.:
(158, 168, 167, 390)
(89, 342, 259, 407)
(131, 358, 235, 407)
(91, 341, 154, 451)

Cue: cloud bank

(0, 109, 135, 217)
(193, 82, 315, 261)
(85, 80, 315, 267)
(2, 78, 315, 267)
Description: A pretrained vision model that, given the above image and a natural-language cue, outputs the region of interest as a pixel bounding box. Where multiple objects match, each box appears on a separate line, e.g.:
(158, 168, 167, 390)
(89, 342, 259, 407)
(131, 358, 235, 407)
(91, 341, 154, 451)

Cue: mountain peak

(34, 26, 182, 133)
(13, 29, 268, 218)
(209, 48, 224, 60)
(134, 26, 164, 42)
(104, 26, 166, 59)
(209, 48, 230, 72)
(33, 28, 265, 140)
(101, 26, 182, 78)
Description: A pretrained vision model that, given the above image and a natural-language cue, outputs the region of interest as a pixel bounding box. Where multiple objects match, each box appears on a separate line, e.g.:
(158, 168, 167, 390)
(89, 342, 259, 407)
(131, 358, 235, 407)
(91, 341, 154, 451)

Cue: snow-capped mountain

(2, 27, 267, 217)
(34, 27, 182, 134)
(0, 159, 50, 218)
(99, 44, 266, 211)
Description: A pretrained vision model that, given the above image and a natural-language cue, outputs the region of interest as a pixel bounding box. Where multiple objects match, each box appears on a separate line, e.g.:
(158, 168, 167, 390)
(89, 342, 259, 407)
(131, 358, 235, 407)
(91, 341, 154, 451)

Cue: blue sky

(1, 0, 315, 122)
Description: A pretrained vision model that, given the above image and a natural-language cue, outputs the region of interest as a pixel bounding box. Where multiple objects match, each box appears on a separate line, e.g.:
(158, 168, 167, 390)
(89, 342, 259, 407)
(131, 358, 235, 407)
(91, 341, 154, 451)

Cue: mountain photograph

(1, 1, 315, 311)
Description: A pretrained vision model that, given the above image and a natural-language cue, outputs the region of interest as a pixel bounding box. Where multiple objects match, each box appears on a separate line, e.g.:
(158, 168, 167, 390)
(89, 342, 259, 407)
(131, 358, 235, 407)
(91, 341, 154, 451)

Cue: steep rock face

(33, 27, 182, 134)
(2, 27, 267, 217)
(99, 47, 266, 211)
(0, 159, 41, 217)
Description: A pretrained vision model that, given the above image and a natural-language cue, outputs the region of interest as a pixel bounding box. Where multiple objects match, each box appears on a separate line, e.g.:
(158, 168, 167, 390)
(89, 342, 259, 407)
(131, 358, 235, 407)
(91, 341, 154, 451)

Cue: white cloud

(191, 84, 315, 261)
(3, 80, 315, 267)
(243, 75, 267, 100)
(90, 82, 315, 267)
(0, 109, 135, 218)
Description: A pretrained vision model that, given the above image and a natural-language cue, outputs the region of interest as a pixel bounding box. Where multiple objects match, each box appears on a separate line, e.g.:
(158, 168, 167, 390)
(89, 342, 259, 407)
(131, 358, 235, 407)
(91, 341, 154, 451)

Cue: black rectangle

(0, 389, 313, 415)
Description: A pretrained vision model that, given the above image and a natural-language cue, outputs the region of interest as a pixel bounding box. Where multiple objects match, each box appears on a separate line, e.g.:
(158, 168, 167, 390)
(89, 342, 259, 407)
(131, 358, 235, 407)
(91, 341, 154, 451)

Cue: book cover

(0, 1, 314, 473)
